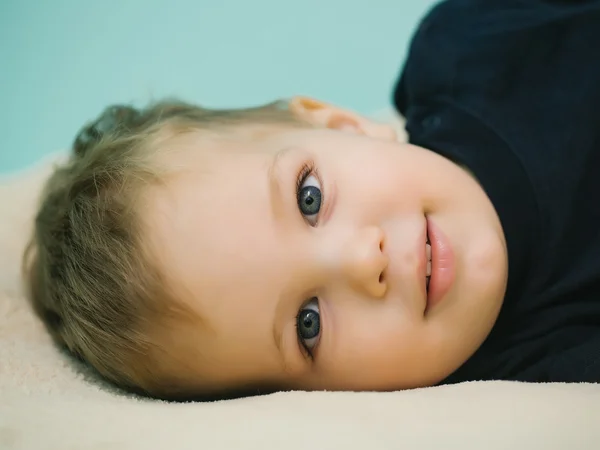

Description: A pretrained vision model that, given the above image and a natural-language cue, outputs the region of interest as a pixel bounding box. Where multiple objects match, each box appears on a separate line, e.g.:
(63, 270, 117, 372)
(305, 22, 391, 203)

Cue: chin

(459, 232, 508, 312)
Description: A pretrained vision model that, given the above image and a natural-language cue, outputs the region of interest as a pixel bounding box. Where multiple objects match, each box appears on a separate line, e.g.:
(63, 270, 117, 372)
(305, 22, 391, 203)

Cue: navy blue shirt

(394, 0, 600, 383)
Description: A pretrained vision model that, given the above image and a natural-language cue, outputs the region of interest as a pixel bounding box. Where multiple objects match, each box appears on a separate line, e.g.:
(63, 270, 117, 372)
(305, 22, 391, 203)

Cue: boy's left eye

(297, 174, 322, 226)
(296, 297, 321, 356)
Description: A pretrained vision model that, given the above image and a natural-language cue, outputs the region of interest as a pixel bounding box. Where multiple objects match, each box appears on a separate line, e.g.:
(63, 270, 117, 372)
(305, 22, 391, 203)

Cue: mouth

(425, 235, 432, 292)
(423, 216, 456, 312)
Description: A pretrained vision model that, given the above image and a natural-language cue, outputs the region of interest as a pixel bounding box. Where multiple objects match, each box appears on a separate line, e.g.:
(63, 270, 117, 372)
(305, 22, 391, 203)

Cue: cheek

(330, 305, 421, 371)
(336, 153, 427, 214)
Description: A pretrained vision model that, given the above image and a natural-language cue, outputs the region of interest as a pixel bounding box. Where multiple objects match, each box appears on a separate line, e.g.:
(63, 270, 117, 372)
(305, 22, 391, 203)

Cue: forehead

(141, 133, 292, 384)
(146, 133, 278, 294)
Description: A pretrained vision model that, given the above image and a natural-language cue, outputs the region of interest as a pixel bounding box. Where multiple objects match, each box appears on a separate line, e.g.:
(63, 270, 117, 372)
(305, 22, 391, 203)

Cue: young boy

(26, 0, 600, 400)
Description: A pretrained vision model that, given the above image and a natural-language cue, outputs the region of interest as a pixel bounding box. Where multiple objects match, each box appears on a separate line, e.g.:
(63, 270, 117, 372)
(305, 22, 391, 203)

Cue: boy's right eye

(296, 164, 323, 226)
(296, 297, 321, 357)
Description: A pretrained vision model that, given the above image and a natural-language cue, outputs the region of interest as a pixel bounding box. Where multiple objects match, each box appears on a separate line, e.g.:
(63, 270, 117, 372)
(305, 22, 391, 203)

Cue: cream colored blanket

(1, 113, 599, 450)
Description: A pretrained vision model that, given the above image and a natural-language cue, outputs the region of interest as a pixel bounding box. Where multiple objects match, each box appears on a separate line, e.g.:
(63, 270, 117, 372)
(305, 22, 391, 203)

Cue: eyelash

(295, 160, 315, 194)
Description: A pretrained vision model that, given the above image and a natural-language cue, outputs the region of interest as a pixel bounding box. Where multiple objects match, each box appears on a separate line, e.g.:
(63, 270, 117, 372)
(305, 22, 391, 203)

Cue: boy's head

(25, 97, 508, 399)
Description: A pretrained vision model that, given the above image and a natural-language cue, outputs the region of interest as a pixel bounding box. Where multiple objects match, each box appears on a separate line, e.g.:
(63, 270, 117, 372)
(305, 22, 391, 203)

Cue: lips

(425, 238, 432, 290)
(423, 216, 456, 312)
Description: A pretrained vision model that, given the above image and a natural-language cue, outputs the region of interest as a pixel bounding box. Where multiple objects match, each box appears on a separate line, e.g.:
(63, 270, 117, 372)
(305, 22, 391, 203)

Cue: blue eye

(296, 297, 321, 356)
(297, 172, 322, 226)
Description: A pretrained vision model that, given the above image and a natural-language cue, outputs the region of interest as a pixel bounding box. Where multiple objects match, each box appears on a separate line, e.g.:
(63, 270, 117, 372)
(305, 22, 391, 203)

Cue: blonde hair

(24, 99, 300, 398)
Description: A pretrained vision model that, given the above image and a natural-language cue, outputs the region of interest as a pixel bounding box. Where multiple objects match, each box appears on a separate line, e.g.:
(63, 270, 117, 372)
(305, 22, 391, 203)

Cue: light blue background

(0, 1, 437, 174)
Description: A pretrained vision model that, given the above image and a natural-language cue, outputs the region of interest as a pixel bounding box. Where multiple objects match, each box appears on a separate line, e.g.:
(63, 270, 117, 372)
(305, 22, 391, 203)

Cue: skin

(145, 97, 508, 395)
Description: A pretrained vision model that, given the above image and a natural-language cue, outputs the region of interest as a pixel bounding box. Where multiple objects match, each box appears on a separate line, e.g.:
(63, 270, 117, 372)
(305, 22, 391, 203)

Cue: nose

(342, 226, 388, 298)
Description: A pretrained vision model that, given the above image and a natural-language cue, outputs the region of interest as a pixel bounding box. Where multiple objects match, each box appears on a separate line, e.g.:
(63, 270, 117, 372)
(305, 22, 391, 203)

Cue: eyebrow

(272, 280, 297, 371)
(272, 281, 300, 371)
(268, 147, 294, 223)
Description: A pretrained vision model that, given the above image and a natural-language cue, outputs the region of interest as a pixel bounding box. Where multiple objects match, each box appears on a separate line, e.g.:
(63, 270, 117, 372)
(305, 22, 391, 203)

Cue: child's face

(146, 99, 508, 395)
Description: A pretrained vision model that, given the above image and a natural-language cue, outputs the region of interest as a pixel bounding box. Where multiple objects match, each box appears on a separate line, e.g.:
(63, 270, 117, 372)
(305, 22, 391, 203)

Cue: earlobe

(289, 96, 397, 141)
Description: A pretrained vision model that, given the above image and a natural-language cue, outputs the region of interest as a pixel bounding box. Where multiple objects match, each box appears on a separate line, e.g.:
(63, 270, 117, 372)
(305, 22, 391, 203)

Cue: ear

(289, 96, 396, 141)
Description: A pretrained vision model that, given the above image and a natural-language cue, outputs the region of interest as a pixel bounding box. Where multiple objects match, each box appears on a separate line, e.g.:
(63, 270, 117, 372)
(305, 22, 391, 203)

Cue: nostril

(379, 271, 384, 283)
